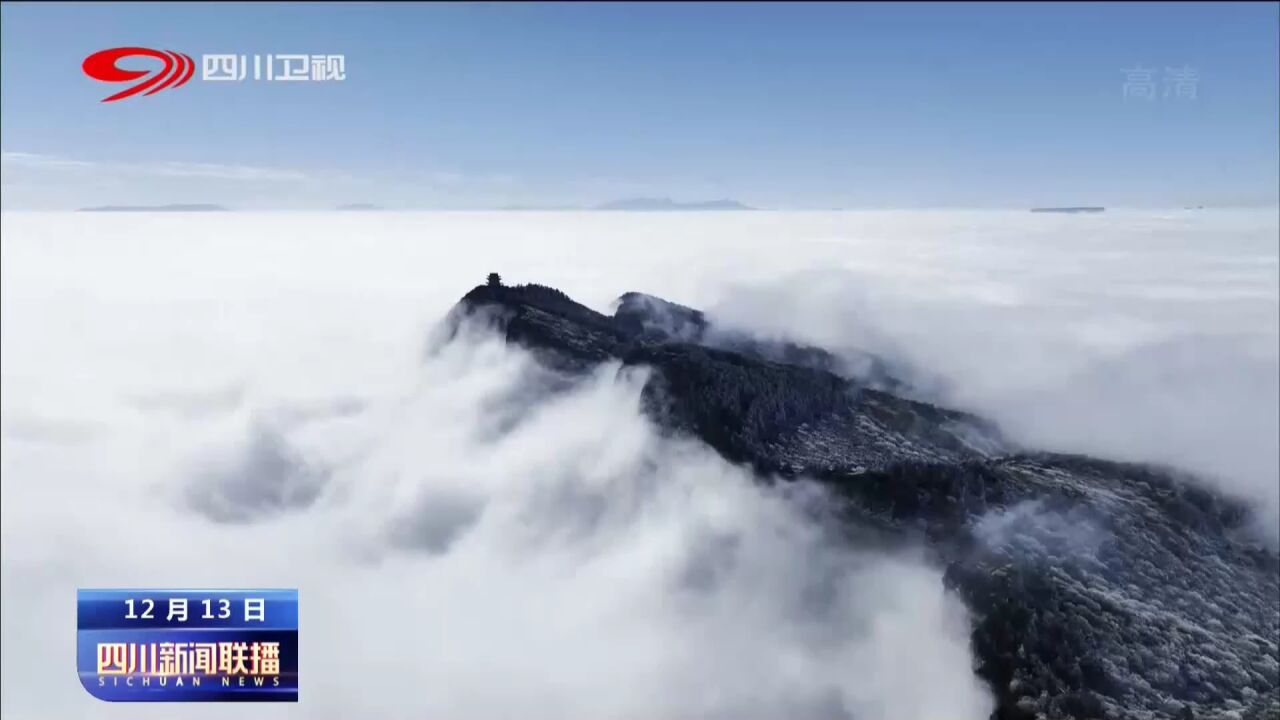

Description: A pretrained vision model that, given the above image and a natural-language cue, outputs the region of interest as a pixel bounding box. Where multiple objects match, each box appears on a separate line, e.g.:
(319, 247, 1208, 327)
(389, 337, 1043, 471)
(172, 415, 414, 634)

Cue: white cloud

(701, 209, 1280, 542)
(0, 150, 97, 169)
(0, 209, 1274, 718)
(143, 161, 310, 181)
(1, 150, 312, 182)
(0, 150, 536, 208)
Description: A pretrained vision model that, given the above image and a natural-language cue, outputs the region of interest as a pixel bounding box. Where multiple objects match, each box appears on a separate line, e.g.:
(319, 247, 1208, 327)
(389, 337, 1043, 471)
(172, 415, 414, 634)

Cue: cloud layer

(1, 209, 1275, 717)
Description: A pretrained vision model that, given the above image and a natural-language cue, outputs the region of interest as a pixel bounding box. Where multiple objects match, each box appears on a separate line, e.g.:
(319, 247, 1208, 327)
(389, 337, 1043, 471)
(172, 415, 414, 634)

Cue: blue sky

(1, 2, 1277, 209)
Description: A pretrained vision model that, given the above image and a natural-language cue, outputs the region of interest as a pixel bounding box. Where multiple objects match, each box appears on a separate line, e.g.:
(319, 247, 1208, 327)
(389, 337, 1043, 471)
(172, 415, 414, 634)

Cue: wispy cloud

(1, 150, 311, 182)
(1, 151, 96, 169)
(1, 149, 722, 209)
(0, 150, 529, 208)
(140, 161, 310, 182)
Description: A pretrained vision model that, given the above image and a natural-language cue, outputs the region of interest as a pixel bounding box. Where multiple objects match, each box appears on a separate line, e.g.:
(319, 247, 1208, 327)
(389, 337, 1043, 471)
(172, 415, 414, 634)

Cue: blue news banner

(77, 589, 298, 702)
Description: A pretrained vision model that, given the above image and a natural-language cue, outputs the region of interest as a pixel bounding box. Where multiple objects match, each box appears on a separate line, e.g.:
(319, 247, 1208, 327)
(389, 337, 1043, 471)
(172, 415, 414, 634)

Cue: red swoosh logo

(82, 47, 194, 102)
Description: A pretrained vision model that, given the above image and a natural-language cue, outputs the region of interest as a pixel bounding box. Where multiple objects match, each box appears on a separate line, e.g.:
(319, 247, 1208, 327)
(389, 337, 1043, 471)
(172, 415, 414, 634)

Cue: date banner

(77, 588, 298, 702)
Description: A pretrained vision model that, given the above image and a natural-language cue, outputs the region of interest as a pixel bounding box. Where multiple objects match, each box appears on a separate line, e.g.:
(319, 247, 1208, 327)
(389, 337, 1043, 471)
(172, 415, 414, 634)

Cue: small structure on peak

(487, 272, 502, 287)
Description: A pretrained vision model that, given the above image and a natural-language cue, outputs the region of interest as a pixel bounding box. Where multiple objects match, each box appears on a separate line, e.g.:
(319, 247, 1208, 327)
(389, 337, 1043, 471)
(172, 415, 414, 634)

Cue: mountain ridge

(447, 278, 1279, 720)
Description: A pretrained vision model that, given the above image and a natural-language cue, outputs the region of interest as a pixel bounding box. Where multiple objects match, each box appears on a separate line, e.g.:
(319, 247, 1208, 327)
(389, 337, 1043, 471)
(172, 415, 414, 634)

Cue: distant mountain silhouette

(335, 203, 385, 211)
(1029, 206, 1105, 214)
(78, 204, 229, 212)
(594, 197, 754, 211)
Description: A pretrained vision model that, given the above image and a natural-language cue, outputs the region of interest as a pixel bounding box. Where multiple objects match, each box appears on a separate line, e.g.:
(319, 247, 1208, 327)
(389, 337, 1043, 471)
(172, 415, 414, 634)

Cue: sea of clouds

(1, 209, 1275, 719)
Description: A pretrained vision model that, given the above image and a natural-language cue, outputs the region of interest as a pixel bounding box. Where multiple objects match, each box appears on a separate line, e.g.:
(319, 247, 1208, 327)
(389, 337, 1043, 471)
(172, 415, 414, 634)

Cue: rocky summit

(450, 280, 1280, 720)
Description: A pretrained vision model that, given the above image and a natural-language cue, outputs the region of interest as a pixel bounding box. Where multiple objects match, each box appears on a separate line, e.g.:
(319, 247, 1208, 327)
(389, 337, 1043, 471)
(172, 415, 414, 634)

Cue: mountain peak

(447, 277, 1280, 720)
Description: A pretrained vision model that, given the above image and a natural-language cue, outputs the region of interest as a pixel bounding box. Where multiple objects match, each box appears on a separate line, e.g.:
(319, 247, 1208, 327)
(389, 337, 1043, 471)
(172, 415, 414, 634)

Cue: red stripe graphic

(82, 47, 193, 102)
